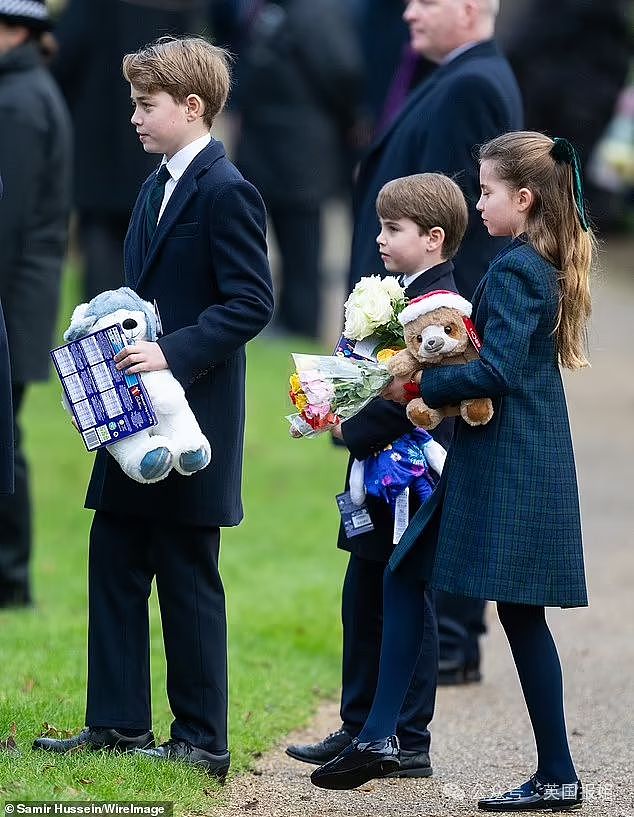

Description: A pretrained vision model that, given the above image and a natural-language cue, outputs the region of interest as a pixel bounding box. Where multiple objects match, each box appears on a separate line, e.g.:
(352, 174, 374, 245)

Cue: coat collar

(367, 39, 499, 159)
(404, 260, 454, 297)
(136, 138, 226, 288)
(470, 235, 528, 309)
(0, 42, 40, 75)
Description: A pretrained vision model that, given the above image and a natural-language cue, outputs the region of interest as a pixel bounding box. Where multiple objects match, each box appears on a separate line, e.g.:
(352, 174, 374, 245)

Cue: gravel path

(215, 241, 634, 817)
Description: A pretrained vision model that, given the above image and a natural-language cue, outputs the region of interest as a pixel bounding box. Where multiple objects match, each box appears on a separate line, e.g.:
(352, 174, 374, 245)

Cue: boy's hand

(382, 371, 422, 405)
(114, 341, 168, 374)
(330, 423, 344, 441)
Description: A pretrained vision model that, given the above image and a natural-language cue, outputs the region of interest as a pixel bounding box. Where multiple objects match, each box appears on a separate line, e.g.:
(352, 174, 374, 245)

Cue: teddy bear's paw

(406, 400, 441, 430)
(139, 446, 174, 481)
(177, 445, 211, 475)
(461, 398, 494, 426)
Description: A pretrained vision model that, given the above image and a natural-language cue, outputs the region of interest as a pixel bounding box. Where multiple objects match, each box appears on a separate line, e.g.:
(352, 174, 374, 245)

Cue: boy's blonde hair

(376, 173, 468, 260)
(122, 36, 231, 128)
(479, 131, 594, 370)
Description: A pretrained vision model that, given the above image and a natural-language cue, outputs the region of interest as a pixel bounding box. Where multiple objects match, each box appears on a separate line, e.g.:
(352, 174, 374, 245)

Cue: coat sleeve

(420, 252, 549, 405)
(341, 397, 414, 460)
(157, 179, 274, 387)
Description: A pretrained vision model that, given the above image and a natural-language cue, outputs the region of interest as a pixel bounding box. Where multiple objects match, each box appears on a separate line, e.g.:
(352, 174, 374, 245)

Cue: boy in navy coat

(33, 37, 274, 778)
(288, 173, 467, 775)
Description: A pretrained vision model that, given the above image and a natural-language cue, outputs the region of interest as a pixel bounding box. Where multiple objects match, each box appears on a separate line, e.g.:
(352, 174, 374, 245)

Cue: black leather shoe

(136, 739, 230, 780)
(286, 728, 353, 765)
(310, 735, 400, 790)
(478, 775, 583, 811)
(32, 727, 155, 754)
(386, 748, 432, 778)
(438, 657, 482, 687)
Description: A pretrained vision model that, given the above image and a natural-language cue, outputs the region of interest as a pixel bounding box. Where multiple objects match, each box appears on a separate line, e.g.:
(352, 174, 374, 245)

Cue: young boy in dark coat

(33, 36, 274, 779)
(288, 173, 468, 776)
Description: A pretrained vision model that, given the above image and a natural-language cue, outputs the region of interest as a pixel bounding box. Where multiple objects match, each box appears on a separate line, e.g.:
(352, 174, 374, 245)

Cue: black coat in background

(235, 0, 363, 206)
(52, 0, 197, 217)
(0, 175, 12, 496)
(0, 42, 72, 384)
(348, 40, 523, 300)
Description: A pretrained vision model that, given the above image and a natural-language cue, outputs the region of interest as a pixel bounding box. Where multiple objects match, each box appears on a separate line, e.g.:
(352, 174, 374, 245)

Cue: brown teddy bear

(387, 289, 494, 429)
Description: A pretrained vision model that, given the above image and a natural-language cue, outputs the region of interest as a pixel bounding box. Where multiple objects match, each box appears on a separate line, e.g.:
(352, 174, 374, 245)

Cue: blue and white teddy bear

(64, 287, 211, 484)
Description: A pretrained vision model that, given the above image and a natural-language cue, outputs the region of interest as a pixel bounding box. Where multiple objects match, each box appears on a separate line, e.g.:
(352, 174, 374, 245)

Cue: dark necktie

(145, 164, 171, 245)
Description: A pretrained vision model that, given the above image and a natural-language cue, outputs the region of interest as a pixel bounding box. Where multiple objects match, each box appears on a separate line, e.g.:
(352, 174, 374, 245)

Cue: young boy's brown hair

(122, 36, 231, 128)
(376, 173, 468, 259)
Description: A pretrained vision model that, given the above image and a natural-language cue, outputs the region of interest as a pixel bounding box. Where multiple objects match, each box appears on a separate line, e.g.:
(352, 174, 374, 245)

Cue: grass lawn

(0, 266, 348, 811)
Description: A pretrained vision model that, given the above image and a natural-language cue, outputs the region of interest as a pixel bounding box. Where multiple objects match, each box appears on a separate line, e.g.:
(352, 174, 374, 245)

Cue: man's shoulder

(439, 54, 515, 95)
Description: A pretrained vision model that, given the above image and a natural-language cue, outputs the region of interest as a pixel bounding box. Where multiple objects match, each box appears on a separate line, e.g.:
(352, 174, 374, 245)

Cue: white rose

(352, 275, 382, 297)
(381, 276, 406, 303)
(362, 288, 393, 327)
(344, 296, 373, 339)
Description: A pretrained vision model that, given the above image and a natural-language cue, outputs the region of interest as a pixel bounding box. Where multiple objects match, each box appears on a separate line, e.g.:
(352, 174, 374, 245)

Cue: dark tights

(358, 566, 577, 783)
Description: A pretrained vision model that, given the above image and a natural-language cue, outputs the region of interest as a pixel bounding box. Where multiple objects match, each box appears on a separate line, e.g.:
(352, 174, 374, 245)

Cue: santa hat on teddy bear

(398, 289, 472, 326)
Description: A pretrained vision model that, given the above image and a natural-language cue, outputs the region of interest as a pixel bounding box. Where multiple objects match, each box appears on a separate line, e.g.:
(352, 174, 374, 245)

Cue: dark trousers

(78, 211, 128, 301)
(86, 510, 228, 753)
(436, 591, 486, 670)
(268, 203, 321, 338)
(0, 383, 31, 606)
(340, 553, 438, 752)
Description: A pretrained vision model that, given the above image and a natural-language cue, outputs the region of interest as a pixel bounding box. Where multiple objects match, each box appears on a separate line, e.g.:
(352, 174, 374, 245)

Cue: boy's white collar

(162, 132, 211, 181)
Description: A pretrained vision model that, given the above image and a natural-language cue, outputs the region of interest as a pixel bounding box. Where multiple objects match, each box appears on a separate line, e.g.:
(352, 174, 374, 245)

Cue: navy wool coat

(390, 239, 588, 608)
(338, 261, 456, 562)
(348, 40, 523, 299)
(85, 140, 274, 527)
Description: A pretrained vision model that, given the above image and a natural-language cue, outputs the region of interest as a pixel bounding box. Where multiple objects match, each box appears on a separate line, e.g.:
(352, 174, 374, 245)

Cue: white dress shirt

(157, 132, 211, 221)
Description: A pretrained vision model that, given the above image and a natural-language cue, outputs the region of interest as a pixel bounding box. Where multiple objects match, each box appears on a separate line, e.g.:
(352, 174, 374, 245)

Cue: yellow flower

(289, 373, 302, 393)
(295, 392, 308, 412)
(376, 348, 398, 363)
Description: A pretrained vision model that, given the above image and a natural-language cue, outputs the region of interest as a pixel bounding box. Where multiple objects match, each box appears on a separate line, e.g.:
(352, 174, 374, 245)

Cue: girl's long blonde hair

(480, 131, 594, 369)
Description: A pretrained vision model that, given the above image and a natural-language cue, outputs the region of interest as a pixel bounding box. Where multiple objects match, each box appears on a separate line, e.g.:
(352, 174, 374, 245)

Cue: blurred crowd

(0, 0, 632, 610)
(61, 1, 634, 329)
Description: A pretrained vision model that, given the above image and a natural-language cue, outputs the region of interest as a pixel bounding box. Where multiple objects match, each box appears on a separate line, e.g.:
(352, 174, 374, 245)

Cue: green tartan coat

(390, 238, 588, 608)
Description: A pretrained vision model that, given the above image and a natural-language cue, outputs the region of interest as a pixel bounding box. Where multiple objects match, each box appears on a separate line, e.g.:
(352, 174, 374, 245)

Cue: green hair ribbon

(550, 137, 589, 232)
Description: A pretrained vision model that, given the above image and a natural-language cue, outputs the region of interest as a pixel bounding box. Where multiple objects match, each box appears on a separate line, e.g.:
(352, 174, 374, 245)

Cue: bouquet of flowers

(341, 275, 408, 359)
(287, 353, 393, 438)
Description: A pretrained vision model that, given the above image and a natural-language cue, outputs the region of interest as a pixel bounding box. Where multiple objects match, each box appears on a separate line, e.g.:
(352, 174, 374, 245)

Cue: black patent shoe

(310, 735, 399, 790)
(136, 739, 230, 780)
(286, 728, 353, 765)
(478, 775, 583, 811)
(33, 727, 155, 754)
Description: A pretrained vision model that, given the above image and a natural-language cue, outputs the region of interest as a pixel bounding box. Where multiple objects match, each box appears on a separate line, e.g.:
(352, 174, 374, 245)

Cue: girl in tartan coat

(312, 131, 594, 812)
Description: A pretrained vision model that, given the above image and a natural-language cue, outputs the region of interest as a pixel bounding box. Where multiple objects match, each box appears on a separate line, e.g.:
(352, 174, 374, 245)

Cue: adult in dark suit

(0, 173, 13, 499)
(348, 2, 523, 300)
(0, 1, 72, 607)
(52, 0, 197, 299)
(33, 37, 273, 776)
(288, 0, 522, 768)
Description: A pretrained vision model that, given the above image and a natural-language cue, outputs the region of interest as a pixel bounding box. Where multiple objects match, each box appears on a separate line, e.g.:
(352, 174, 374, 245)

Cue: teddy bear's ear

(64, 303, 97, 342)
